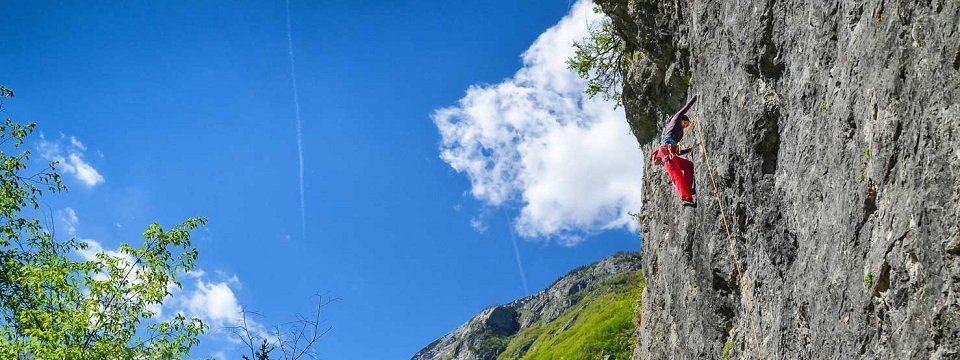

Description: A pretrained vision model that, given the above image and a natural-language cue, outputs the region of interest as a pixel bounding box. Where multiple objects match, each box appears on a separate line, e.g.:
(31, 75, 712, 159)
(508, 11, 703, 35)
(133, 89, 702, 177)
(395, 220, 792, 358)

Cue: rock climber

(651, 95, 698, 207)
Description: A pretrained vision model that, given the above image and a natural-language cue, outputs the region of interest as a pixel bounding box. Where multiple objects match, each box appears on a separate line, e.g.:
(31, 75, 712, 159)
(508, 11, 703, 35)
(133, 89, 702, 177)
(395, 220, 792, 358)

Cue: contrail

(503, 210, 530, 295)
(285, 0, 306, 239)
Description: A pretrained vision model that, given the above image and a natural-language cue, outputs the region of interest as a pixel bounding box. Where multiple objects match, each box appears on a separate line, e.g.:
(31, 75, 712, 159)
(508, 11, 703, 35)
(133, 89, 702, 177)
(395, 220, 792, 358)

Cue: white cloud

(186, 279, 243, 328)
(433, 0, 644, 243)
(470, 216, 489, 234)
(37, 133, 104, 187)
(57, 207, 80, 236)
(185, 269, 207, 279)
(80, 240, 264, 334)
(64, 210, 263, 352)
(68, 153, 104, 186)
(69, 136, 86, 151)
(76, 238, 137, 282)
(176, 271, 270, 342)
(76, 239, 124, 264)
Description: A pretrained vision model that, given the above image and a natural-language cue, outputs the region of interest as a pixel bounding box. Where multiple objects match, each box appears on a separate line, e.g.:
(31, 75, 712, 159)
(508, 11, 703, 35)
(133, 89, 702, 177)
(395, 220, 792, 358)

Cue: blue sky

(1, 1, 645, 358)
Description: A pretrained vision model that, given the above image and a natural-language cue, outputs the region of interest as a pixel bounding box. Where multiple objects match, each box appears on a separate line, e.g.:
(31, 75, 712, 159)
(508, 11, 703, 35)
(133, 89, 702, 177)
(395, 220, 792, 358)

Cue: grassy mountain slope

(413, 253, 645, 360)
(498, 271, 645, 360)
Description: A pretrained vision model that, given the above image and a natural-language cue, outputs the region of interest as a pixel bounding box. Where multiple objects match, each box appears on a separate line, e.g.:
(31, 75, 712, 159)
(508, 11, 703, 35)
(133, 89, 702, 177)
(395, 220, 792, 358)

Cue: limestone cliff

(594, 0, 960, 358)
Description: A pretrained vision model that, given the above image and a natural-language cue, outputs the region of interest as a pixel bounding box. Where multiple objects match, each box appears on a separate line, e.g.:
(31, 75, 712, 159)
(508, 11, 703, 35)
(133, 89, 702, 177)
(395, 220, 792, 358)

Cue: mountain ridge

(412, 252, 643, 360)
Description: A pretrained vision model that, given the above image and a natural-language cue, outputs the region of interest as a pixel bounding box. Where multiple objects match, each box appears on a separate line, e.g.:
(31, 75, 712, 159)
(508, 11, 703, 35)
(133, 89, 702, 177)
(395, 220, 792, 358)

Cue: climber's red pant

(657, 144, 694, 201)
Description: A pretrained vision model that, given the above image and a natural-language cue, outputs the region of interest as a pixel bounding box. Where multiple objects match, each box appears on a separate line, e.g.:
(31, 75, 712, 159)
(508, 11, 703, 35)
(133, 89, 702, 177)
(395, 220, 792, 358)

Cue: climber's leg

(676, 156, 695, 196)
(663, 156, 693, 201)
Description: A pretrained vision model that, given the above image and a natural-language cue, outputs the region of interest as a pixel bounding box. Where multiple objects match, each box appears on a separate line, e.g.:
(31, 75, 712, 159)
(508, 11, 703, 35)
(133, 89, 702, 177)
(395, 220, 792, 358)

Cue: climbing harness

(691, 108, 766, 359)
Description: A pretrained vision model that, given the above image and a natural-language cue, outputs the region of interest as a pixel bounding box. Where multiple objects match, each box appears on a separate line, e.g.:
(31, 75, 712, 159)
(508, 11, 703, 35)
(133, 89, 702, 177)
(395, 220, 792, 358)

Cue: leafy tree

(0, 86, 207, 359)
(566, 6, 628, 106)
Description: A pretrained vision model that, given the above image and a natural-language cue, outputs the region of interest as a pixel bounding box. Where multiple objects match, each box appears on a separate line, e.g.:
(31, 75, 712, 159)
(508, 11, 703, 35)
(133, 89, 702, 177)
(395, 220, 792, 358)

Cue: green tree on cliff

(566, 6, 627, 106)
(0, 87, 207, 359)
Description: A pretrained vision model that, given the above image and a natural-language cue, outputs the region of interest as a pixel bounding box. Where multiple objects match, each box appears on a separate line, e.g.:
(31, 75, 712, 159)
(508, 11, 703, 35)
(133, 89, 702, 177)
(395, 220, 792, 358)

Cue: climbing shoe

(681, 199, 697, 208)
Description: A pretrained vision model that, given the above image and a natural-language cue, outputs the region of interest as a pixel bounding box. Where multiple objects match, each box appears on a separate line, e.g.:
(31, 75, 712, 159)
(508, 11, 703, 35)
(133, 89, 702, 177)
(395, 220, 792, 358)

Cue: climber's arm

(674, 95, 698, 120)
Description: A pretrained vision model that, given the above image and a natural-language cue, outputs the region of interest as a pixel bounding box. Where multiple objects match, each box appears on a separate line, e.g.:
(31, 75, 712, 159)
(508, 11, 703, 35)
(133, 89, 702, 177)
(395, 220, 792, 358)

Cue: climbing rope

(685, 8, 763, 357)
(691, 111, 765, 359)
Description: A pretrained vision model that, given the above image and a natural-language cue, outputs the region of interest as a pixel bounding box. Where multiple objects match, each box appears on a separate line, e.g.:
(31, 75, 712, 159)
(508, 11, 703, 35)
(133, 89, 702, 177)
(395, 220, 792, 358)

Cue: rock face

(412, 252, 642, 360)
(594, 0, 960, 358)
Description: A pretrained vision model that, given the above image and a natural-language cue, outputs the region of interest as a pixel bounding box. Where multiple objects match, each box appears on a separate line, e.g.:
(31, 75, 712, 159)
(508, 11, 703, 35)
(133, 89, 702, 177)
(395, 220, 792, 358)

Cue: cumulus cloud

(37, 133, 104, 187)
(433, 0, 644, 243)
(175, 270, 271, 343)
(178, 276, 274, 351)
(185, 278, 243, 328)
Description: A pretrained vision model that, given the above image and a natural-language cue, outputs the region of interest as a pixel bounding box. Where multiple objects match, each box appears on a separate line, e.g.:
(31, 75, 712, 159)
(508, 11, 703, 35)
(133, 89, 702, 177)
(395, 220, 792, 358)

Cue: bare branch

(228, 295, 337, 360)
